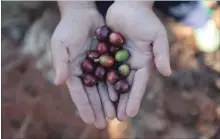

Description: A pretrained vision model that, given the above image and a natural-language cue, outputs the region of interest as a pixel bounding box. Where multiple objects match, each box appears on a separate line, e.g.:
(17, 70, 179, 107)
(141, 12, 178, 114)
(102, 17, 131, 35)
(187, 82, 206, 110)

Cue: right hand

(51, 3, 115, 129)
(106, 1, 171, 120)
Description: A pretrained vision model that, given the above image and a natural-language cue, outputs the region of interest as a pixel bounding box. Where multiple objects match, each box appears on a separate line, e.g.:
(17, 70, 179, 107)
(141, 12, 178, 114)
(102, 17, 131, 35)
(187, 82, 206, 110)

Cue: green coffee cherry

(118, 64, 130, 77)
(115, 50, 130, 62)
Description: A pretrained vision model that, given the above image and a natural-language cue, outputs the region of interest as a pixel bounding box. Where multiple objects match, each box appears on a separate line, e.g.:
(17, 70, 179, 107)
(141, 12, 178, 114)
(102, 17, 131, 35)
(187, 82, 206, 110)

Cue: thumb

(51, 40, 69, 85)
(153, 34, 172, 76)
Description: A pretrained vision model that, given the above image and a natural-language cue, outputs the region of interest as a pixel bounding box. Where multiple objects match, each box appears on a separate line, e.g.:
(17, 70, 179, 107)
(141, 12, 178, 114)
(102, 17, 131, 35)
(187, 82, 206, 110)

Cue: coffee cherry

(118, 64, 130, 77)
(94, 66, 106, 81)
(114, 80, 130, 94)
(87, 50, 100, 60)
(97, 42, 108, 54)
(95, 25, 111, 41)
(107, 70, 119, 84)
(109, 32, 124, 46)
(109, 45, 119, 54)
(115, 49, 130, 62)
(99, 55, 114, 67)
(83, 74, 96, 87)
(81, 59, 95, 73)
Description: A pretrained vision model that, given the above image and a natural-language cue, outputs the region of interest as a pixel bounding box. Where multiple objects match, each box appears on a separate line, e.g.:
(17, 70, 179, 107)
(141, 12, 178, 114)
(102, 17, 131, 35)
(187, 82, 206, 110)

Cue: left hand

(106, 1, 172, 120)
(51, 1, 115, 129)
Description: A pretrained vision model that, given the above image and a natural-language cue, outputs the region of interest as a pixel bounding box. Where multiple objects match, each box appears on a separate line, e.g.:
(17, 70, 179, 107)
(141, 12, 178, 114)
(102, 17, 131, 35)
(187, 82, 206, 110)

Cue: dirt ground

(2, 1, 220, 139)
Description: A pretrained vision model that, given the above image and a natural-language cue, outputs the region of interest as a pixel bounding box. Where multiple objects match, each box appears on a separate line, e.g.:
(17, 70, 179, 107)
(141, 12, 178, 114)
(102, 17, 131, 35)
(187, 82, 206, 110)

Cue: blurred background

(2, 1, 220, 139)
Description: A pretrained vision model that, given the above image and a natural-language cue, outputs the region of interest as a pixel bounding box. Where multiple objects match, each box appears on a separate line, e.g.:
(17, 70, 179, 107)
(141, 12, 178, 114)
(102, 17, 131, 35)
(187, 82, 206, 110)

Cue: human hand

(106, 1, 172, 120)
(51, 1, 115, 129)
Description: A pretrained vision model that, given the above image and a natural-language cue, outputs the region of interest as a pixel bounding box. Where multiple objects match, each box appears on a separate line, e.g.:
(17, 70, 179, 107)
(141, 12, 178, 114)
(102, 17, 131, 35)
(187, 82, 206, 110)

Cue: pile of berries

(81, 25, 131, 94)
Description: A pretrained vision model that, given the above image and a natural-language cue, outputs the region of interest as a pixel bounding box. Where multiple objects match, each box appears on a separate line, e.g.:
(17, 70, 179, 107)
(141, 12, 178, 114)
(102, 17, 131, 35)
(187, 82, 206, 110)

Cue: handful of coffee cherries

(81, 25, 131, 94)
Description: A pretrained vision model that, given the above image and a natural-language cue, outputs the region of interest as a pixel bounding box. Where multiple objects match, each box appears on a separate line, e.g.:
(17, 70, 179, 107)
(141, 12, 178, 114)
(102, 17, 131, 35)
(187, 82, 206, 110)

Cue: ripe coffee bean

(83, 74, 96, 87)
(118, 64, 130, 77)
(114, 80, 130, 94)
(109, 45, 119, 54)
(99, 55, 114, 67)
(82, 25, 132, 89)
(97, 42, 108, 54)
(109, 32, 124, 46)
(115, 49, 130, 62)
(81, 59, 95, 73)
(95, 66, 106, 81)
(95, 25, 111, 41)
(87, 50, 100, 60)
(107, 70, 119, 84)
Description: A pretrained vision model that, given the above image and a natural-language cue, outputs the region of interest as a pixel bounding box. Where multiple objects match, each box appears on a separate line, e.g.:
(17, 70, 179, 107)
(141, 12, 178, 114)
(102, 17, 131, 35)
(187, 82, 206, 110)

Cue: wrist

(114, 1, 154, 9)
(58, 1, 97, 17)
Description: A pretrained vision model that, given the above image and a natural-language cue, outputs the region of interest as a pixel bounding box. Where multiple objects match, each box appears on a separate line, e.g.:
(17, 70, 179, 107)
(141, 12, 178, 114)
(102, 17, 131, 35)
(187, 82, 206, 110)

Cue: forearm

(58, 1, 96, 16)
(114, 1, 154, 8)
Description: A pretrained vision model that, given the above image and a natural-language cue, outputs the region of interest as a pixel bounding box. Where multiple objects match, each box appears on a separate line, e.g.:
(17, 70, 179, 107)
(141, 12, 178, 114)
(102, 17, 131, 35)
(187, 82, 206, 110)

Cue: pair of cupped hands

(51, 1, 171, 129)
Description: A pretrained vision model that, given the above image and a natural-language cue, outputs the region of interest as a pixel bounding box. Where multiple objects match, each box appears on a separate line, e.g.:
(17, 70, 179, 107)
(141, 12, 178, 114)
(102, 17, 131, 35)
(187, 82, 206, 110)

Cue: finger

(153, 34, 172, 76)
(117, 70, 135, 121)
(107, 82, 118, 102)
(51, 40, 69, 85)
(117, 94, 129, 121)
(66, 76, 94, 124)
(126, 66, 152, 117)
(36, 51, 51, 70)
(98, 82, 116, 119)
(85, 86, 107, 129)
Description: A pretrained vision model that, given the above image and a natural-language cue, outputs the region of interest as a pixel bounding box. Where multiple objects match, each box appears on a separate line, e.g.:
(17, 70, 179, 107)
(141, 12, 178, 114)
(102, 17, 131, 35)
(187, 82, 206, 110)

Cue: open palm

(51, 8, 115, 129)
(106, 2, 172, 120)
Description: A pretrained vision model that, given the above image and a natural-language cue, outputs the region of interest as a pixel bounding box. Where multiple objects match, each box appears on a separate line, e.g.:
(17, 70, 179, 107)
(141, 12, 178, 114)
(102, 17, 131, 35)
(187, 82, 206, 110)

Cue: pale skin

(51, 1, 171, 129)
